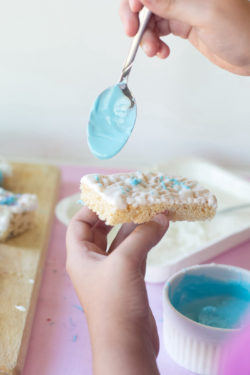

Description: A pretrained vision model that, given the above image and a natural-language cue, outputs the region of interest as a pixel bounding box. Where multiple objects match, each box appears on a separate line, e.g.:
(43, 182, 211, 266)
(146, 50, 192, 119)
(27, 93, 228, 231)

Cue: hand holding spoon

(87, 8, 152, 160)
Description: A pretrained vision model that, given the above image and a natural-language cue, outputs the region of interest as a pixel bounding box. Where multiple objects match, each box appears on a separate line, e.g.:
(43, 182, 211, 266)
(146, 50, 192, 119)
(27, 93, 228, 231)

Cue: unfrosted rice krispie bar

(80, 171, 217, 225)
(0, 187, 37, 241)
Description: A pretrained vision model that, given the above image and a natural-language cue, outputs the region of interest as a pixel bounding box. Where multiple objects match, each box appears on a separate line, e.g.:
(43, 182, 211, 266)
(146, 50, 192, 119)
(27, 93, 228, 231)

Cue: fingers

(120, 1, 171, 58)
(140, 0, 205, 26)
(157, 41, 170, 58)
(129, 0, 143, 12)
(116, 214, 169, 265)
(141, 29, 170, 58)
(66, 207, 112, 256)
(139, 16, 170, 58)
(108, 223, 137, 253)
(92, 220, 113, 252)
(120, 0, 140, 36)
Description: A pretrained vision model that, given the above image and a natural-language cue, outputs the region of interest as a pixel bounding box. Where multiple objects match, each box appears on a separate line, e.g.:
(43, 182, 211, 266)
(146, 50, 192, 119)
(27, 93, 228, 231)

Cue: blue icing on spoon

(88, 82, 136, 160)
(87, 8, 151, 160)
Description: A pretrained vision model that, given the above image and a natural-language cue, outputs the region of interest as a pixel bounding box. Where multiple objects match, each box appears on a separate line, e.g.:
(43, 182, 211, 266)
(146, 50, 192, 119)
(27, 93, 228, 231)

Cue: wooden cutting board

(0, 162, 60, 375)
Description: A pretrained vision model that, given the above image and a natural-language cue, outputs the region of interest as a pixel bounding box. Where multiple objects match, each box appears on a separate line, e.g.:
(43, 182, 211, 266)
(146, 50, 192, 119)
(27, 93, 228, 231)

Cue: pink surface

(220, 321, 250, 375)
(23, 165, 250, 375)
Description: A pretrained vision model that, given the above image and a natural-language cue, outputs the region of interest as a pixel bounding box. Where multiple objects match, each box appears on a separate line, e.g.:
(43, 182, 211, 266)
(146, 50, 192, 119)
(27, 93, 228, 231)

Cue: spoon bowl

(88, 81, 137, 159)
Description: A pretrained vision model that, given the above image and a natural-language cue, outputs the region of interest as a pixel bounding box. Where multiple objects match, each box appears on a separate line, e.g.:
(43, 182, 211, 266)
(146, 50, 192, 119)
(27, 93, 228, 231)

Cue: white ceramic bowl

(55, 193, 80, 226)
(163, 264, 250, 375)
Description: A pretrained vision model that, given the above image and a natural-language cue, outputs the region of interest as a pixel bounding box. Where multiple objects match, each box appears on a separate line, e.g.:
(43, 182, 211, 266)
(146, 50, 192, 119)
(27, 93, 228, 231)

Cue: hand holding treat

(120, 0, 250, 75)
(66, 206, 169, 375)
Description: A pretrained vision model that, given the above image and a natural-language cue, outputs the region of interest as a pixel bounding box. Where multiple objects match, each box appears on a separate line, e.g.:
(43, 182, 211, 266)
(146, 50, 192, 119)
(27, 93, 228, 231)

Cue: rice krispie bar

(80, 171, 217, 225)
(0, 187, 37, 241)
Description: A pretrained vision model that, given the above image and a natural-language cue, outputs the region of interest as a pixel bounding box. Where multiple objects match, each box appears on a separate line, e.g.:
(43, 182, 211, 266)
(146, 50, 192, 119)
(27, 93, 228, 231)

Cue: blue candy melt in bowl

(163, 263, 250, 375)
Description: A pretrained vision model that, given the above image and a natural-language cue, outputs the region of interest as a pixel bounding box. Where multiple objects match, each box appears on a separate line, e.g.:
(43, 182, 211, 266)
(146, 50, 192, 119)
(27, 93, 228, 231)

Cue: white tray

(145, 158, 250, 282)
(55, 158, 250, 283)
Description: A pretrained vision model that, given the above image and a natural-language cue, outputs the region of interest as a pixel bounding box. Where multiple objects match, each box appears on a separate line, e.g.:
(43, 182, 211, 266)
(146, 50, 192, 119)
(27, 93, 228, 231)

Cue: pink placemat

(23, 165, 250, 375)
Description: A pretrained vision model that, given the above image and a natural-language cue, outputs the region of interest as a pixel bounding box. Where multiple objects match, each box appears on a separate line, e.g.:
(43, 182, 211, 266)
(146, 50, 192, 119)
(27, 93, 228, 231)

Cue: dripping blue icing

(88, 83, 136, 160)
(169, 274, 250, 329)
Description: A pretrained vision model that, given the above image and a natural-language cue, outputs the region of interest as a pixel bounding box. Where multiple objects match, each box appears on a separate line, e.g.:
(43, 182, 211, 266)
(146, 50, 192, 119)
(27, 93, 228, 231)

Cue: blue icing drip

(170, 274, 250, 329)
(88, 83, 137, 160)
(130, 178, 142, 186)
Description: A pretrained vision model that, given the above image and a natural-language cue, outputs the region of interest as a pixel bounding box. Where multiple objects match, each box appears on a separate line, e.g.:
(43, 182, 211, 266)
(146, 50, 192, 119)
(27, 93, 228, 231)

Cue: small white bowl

(163, 264, 250, 375)
(55, 193, 81, 226)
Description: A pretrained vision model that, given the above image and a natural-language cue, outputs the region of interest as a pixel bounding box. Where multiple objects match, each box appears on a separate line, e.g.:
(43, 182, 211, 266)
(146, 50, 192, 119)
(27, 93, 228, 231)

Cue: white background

(0, 0, 249, 168)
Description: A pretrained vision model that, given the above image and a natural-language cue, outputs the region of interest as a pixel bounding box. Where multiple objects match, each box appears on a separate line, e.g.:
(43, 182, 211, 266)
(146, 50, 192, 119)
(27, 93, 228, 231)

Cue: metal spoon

(87, 8, 152, 160)
(119, 7, 152, 99)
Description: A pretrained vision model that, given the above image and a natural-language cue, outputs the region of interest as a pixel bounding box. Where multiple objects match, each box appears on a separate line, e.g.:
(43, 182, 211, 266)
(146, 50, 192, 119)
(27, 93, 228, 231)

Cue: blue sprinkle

(0, 195, 17, 206)
(69, 317, 76, 328)
(73, 304, 84, 313)
(161, 182, 168, 190)
(170, 178, 180, 186)
(120, 187, 126, 195)
(73, 335, 78, 342)
(77, 199, 85, 206)
(130, 178, 142, 186)
(94, 175, 103, 187)
(158, 176, 168, 190)
(169, 178, 190, 190)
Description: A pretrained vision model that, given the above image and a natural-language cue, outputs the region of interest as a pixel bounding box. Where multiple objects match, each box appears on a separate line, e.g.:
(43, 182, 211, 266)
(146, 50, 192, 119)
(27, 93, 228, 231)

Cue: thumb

(116, 213, 169, 265)
(140, 0, 206, 26)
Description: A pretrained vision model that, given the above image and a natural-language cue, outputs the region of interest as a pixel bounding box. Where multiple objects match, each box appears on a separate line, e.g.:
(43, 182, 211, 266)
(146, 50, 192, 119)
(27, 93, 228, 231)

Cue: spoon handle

(119, 7, 152, 82)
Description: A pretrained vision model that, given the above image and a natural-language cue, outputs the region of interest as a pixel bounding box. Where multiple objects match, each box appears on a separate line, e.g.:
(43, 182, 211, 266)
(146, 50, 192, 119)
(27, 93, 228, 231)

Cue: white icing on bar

(81, 172, 217, 210)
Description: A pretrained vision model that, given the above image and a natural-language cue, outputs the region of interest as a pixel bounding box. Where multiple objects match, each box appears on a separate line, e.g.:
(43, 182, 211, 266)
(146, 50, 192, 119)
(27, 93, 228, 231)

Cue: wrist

(87, 314, 160, 375)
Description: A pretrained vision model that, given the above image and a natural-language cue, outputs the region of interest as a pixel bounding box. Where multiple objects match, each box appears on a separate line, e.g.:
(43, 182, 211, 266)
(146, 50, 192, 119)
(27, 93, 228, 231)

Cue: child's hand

(66, 207, 169, 375)
(120, 0, 250, 75)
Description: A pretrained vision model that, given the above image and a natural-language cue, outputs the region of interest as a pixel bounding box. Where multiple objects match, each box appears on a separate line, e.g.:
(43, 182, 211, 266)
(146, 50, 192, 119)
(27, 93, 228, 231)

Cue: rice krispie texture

(0, 187, 37, 241)
(80, 171, 217, 225)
